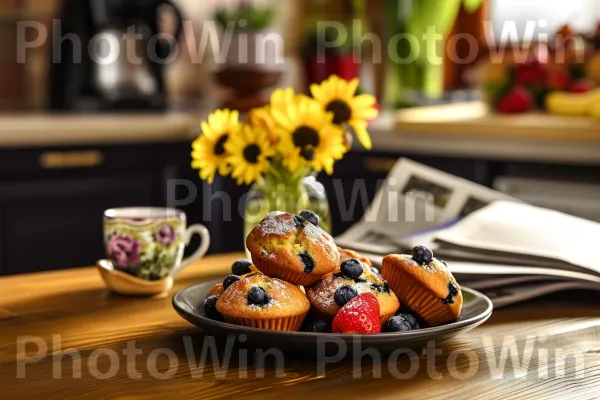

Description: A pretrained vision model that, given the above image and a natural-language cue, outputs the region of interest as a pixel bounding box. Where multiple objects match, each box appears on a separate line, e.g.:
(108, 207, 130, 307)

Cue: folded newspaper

(335, 158, 600, 308)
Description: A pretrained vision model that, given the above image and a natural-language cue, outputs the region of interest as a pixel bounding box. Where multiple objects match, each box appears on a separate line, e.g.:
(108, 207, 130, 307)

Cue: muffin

(246, 211, 340, 286)
(206, 259, 260, 297)
(215, 272, 310, 331)
(382, 246, 462, 326)
(207, 283, 224, 297)
(307, 258, 400, 324)
(338, 247, 372, 268)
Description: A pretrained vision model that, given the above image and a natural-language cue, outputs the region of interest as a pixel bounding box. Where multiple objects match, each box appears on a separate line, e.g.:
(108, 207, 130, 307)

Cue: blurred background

(2, 0, 600, 275)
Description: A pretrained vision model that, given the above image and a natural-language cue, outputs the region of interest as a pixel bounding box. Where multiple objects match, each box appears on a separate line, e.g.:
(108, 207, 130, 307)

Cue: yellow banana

(590, 101, 600, 120)
(545, 88, 600, 116)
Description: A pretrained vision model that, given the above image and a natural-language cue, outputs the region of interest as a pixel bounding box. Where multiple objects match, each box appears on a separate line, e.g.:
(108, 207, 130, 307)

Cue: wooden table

(2, 253, 600, 399)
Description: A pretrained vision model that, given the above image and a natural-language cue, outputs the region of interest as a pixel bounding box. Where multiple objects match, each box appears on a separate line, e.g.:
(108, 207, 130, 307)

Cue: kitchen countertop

(1, 106, 600, 166)
(372, 102, 600, 166)
(2, 252, 600, 399)
(0, 113, 198, 148)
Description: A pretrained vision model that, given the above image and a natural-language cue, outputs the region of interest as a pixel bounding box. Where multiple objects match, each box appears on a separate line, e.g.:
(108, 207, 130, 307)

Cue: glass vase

(243, 166, 331, 256)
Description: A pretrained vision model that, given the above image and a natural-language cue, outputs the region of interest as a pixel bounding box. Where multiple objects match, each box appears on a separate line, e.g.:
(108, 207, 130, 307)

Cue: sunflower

(246, 105, 278, 144)
(270, 87, 311, 112)
(310, 75, 379, 150)
(226, 124, 275, 185)
(191, 109, 240, 183)
(272, 96, 347, 175)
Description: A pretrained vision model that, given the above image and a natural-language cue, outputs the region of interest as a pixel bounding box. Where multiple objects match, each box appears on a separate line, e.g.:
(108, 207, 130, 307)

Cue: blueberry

(441, 281, 460, 304)
(384, 316, 412, 333)
(371, 281, 391, 293)
(340, 259, 363, 279)
(247, 286, 269, 306)
(298, 252, 315, 273)
(370, 266, 381, 275)
(396, 313, 420, 330)
(231, 259, 253, 276)
(223, 274, 241, 290)
(293, 214, 306, 228)
(449, 281, 459, 296)
(304, 319, 331, 333)
(383, 281, 390, 293)
(203, 295, 223, 320)
(412, 245, 433, 265)
(334, 285, 358, 307)
(299, 210, 319, 226)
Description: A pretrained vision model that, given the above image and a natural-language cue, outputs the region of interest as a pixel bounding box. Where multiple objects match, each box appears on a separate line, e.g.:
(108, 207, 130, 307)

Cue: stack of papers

(336, 159, 600, 307)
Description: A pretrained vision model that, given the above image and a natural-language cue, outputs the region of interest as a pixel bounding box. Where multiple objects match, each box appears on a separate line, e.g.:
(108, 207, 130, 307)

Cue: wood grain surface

(1, 253, 600, 400)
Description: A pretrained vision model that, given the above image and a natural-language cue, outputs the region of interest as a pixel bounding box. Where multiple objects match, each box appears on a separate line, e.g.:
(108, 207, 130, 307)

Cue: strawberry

(332, 292, 381, 334)
(497, 86, 533, 114)
(569, 80, 595, 93)
(515, 60, 547, 86)
(547, 67, 571, 91)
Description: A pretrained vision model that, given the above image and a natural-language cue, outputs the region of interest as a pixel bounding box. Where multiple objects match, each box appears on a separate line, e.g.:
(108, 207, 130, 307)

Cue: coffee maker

(49, 0, 183, 112)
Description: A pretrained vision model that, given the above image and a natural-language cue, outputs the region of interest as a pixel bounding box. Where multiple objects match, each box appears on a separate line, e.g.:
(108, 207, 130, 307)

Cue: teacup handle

(171, 224, 210, 277)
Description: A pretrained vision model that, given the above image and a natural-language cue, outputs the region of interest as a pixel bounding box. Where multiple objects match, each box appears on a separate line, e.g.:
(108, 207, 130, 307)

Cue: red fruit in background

(516, 60, 547, 86)
(569, 80, 595, 93)
(497, 86, 533, 114)
(332, 292, 381, 334)
(547, 67, 571, 91)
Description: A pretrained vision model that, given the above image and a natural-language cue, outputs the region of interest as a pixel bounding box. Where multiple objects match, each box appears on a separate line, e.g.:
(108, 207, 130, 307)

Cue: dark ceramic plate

(173, 279, 493, 358)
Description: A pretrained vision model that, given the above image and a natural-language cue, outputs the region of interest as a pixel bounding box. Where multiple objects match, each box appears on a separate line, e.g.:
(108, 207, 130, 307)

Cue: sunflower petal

(352, 94, 377, 108)
(355, 107, 379, 120)
(351, 120, 372, 150)
(336, 78, 346, 97)
(271, 108, 292, 131)
(230, 110, 239, 126)
(310, 83, 323, 101)
(200, 122, 212, 137)
(347, 78, 359, 97)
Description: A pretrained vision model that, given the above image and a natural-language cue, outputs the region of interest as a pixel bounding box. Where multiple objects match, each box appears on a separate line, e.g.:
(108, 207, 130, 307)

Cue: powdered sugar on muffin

(254, 212, 296, 237)
(246, 211, 340, 286)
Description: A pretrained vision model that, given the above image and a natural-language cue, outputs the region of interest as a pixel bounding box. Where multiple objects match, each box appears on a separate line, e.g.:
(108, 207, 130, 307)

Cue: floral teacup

(103, 207, 210, 281)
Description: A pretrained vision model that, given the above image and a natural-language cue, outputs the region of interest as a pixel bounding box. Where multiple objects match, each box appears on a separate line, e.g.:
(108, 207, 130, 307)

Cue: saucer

(172, 278, 493, 358)
(97, 259, 173, 297)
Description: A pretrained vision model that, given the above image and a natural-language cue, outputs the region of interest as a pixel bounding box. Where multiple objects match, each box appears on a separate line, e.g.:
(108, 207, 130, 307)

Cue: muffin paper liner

(382, 263, 455, 326)
(223, 313, 307, 331)
(251, 255, 322, 286)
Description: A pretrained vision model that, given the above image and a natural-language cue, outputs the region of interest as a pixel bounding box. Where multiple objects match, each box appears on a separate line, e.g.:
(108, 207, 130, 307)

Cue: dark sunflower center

(213, 134, 228, 156)
(300, 148, 315, 161)
(326, 100, 352, 124)
(243, 144, 261, 164)
(292, 126, 320, 149)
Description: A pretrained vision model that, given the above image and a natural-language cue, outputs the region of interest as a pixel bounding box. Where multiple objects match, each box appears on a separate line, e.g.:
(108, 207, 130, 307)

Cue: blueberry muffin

(206, 259, 259, 297)
(307, 258, 400, 324)
(246, 211, 340, 286)
(215, 272, 310, 331)
(381, 246, 462, 326)
(338, 247, 372, 268)
(207, 283, 224, 297)
(337, 247, 383, 275)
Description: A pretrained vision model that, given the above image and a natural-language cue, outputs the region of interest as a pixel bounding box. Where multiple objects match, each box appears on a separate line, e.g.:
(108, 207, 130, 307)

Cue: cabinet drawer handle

(39, 150, 104, 169)
(363, 157, 397, 173)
